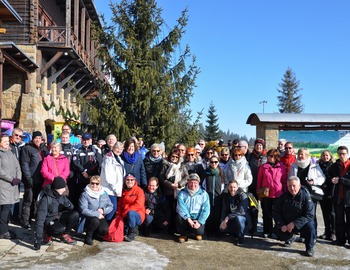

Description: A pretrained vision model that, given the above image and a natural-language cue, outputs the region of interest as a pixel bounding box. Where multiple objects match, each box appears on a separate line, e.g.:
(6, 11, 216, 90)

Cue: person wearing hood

(220, 180, 248, 245)
(225, 148, 252, 193)
(0, 134, 22, 239)
(121, 138, 147, 189)
(257, 149, 288, 238)
(79, 175, 113, 245)
(288, 148, 325, 239)
(34, 177, 79, 250)
(117, 173, 145, 242)
(176, 173, 210, 243)
(247, 138, 267, 199)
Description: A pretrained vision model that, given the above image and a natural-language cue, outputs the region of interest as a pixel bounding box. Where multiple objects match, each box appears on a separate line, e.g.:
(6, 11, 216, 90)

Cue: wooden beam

(74, 0, 79, 40)
(40, 51, 63, 75)
(57, 68, 80, 89)
(47, 60, 73, 90)
(80, 7, 86, 50)
(86, 18, 91, 53)
(0, 50, 4, 121)
(2, 50, 31, 74)
(66, 0, 71, 47)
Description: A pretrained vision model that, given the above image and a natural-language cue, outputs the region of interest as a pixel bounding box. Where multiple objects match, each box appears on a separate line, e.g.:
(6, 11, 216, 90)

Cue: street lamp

(259, 100, 267, 113)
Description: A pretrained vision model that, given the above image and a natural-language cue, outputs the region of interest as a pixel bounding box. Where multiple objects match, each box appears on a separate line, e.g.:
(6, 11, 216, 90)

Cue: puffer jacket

(35, 185, 74, 239)
(225, 156, 253, 192)
(117, 182, 146, 223)
(288, 160, 325, 189)
(257, 162, 288, 198)
(41, 154, 70, 187)
(79, 186, 113, 218)
(0, 148, 22, 205)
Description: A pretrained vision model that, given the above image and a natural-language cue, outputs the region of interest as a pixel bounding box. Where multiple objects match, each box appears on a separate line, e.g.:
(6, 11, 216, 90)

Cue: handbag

(103, 216, 124, 242)
(309, 185, 324, 201)
(257, 187, 269, 199)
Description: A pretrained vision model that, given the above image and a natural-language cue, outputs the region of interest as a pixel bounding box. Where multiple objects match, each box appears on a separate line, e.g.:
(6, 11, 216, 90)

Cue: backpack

(245, 192, 259, 238)
(103, 216, 124, 242)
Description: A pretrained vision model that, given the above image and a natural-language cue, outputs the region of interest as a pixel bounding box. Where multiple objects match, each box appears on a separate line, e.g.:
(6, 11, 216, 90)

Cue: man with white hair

(237, 140, 250, 159)
(277, 139, 287, 157)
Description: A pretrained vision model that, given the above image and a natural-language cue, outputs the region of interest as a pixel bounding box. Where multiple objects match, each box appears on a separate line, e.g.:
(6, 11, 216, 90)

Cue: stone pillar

(256, 124, 279, 150)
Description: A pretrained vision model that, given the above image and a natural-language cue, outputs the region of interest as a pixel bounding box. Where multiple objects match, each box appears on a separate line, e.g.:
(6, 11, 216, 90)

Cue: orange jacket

(117, 182, 146, 223)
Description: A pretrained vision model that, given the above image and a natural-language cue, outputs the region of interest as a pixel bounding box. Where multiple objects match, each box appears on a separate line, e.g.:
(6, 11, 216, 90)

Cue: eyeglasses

(285, 147, 292, 149)
(14, 134, 22, 137)
(171, 155, 179, 159)
(338, 152, 348, 155)
(187, 154, 194, 156)
(210, 161, 219, 164)
(152, 150, 160, 153)
(90, 182, 100, 186)
(206, 152, 213, 155)
(126, 178, 135, 181)
(234, 154, 242, 157)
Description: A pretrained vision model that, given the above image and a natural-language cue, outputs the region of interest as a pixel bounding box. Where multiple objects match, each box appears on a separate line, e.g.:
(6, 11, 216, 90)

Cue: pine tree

(277, 67, 304, 113)
(205, 102, 220, 141)
(93, 0, 200, 148)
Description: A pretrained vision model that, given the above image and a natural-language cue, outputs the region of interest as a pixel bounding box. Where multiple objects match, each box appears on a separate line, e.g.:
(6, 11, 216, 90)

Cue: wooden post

(66, 0, 71, 46)
(0, 49, 4, 121)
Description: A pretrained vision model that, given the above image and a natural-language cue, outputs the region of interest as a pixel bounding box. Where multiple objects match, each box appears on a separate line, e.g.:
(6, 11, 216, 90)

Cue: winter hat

(194, 144, 201, 151)
(82, 133, 92, 140)
(254, 138, 265, 147)
(52, 177, 66, 189)
(32, 131, 42, 139)
(188, 173, 200, 182)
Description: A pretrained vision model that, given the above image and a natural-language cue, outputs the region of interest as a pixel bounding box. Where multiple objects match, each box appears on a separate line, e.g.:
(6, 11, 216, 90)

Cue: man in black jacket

(34, 177, 79, 250)
(20, 131, 49, 230)
(273, 176, 315, 257)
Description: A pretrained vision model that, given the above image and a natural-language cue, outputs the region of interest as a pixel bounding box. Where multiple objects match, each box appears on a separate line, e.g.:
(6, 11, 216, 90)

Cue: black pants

(21, 183, 41, 226)
(0, 204, 12, 235)
(69, 182, 88, 211)
(84, 216, 109, 237)
(261, 197, 276, 234)
(46, 210, 79, 236)
(334, 200, 350, 244)
(176, 214, 205, 237)
(320, 196, 335, 236)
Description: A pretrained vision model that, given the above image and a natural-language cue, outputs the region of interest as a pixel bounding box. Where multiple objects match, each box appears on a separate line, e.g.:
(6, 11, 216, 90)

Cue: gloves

(33, 238, 42, 250)
(11, 178, 21, 186)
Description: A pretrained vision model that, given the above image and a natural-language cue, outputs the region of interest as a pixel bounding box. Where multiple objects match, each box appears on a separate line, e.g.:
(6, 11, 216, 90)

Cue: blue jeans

(144, 214, 154, 227)
(221, 215, 246, 239)
(106, 195, 117, 221)
(125, 210, 142, 229)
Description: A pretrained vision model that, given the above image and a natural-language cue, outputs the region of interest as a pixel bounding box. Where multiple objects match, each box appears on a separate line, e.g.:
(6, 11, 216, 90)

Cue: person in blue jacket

(175, 173, 210, 243)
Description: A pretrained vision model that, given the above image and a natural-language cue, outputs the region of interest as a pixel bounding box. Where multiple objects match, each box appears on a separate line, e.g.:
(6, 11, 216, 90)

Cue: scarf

(123, 150, 140, 164)
(186, 185, 199, 197)
(296, 157, 311, 169)
(231, 157, 247, 179)
(208, 167, 220, 176)
(149, 154, 163, 163)
(85, 184, 104, 199)
(166, 162, 182, 198)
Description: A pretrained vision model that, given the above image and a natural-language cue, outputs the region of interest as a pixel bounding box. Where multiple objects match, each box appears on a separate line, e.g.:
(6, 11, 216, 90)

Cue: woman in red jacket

(41, 141, 70, 188)
(257, 149, 287, 238)
(117, 173, 145, 242)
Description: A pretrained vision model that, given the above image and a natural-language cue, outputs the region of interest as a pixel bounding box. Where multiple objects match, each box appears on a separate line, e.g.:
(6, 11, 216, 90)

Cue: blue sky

(94, 0, 350, 139)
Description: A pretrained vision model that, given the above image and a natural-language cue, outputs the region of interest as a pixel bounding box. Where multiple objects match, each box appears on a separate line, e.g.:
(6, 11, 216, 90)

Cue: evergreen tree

(205, 102, 220, 141)
(94, 0, 200, 148)
(277, 67, 304, 113)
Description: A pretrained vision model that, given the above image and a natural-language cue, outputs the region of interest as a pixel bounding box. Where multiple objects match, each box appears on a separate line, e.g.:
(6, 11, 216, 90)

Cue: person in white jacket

(100, 141, 126, 221)
(225, 148, 253, 192)
(288, 147, 325, 239)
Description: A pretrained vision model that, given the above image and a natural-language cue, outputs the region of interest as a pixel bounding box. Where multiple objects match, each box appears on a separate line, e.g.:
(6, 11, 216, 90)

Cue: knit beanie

(32, 131, 42, 139)
(254, 138, 265, 147)
(52, 177, 66, 189)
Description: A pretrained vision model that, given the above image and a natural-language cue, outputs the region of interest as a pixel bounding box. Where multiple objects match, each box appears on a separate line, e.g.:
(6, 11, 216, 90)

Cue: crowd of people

(1, 124, 350, 258)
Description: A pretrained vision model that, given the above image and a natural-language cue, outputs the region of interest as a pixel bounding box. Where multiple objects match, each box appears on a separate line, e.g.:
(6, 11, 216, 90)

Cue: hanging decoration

(42, 97, 55, 111)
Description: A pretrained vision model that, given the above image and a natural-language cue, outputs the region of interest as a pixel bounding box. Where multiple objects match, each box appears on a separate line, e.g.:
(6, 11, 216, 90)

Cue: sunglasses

(90, 182, 100, 186)
(221, 154, 229, 156)
(14, 134, 22, 137)
(152, 150, 160, 153)
(126, 178, 135, 181)
(187, 154, 194, 156)
(171, 155, 179, 159)
(234, 154, 242, 157)
(210, 161, 219, 164)
(206, 152, 213, 155)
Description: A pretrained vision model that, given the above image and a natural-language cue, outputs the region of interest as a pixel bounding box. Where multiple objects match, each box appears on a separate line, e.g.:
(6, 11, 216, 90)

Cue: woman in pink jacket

(257, 148, 287, 238)
(41, 141, 70, 188)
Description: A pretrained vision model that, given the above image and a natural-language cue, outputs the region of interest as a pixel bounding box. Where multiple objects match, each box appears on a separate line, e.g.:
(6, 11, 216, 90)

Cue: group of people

(1, 125, 350, 258)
